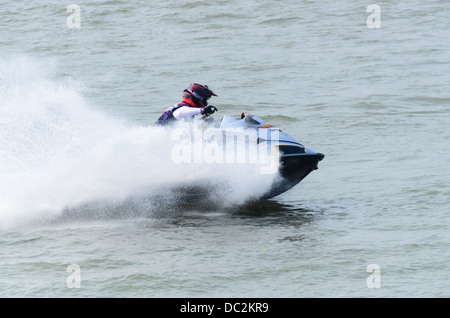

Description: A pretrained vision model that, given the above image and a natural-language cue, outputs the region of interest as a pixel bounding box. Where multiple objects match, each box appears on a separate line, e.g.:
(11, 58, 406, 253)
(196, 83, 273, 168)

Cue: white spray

(0, 57, 278, 229)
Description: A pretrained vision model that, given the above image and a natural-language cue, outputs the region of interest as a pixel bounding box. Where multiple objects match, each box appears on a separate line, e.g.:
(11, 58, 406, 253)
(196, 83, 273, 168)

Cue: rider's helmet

(183, 83, 217, 107)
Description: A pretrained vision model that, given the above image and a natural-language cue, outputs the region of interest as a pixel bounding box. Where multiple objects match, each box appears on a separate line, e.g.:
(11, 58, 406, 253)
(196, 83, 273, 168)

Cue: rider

(156, 83, 218, 126)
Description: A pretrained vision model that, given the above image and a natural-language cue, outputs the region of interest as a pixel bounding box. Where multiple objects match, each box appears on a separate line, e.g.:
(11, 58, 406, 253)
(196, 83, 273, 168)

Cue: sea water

(0, 0, 449, 297)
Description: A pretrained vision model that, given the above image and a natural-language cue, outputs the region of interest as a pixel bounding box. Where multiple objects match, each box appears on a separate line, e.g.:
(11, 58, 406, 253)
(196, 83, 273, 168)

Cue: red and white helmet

(183, 83, 217, 107)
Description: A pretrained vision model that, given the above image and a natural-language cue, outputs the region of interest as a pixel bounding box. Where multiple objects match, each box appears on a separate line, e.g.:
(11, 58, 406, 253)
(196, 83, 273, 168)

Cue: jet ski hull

(217, 113, 325, 199)
(263, 150, 324, 199)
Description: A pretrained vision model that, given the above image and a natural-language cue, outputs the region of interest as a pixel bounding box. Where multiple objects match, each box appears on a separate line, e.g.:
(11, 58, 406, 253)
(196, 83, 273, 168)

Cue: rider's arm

(172, 106, 203, 120)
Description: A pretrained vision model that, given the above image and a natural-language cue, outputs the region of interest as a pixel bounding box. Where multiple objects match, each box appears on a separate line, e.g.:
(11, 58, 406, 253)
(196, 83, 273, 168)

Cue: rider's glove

(201, 105, 218, 116)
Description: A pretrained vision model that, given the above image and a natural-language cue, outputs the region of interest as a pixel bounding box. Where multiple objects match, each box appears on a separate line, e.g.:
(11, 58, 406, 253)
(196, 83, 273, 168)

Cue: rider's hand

(201, 105, 218, 116)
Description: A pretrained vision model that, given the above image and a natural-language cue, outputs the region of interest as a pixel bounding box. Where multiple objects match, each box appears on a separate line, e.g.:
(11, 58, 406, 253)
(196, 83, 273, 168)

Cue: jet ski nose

(317, 153, 325, 161)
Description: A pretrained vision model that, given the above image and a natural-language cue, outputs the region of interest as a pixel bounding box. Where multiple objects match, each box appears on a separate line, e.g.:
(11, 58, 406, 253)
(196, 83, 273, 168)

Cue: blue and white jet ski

(210, 112, 324, 199)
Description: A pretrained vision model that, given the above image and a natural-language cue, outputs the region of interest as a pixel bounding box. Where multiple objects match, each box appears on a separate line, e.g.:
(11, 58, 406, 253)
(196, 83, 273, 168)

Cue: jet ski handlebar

(201, 105, 218, 117)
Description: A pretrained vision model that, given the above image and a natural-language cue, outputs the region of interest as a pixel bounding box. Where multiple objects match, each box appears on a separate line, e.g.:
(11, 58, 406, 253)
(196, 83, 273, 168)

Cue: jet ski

(206, 112, 325, 199)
